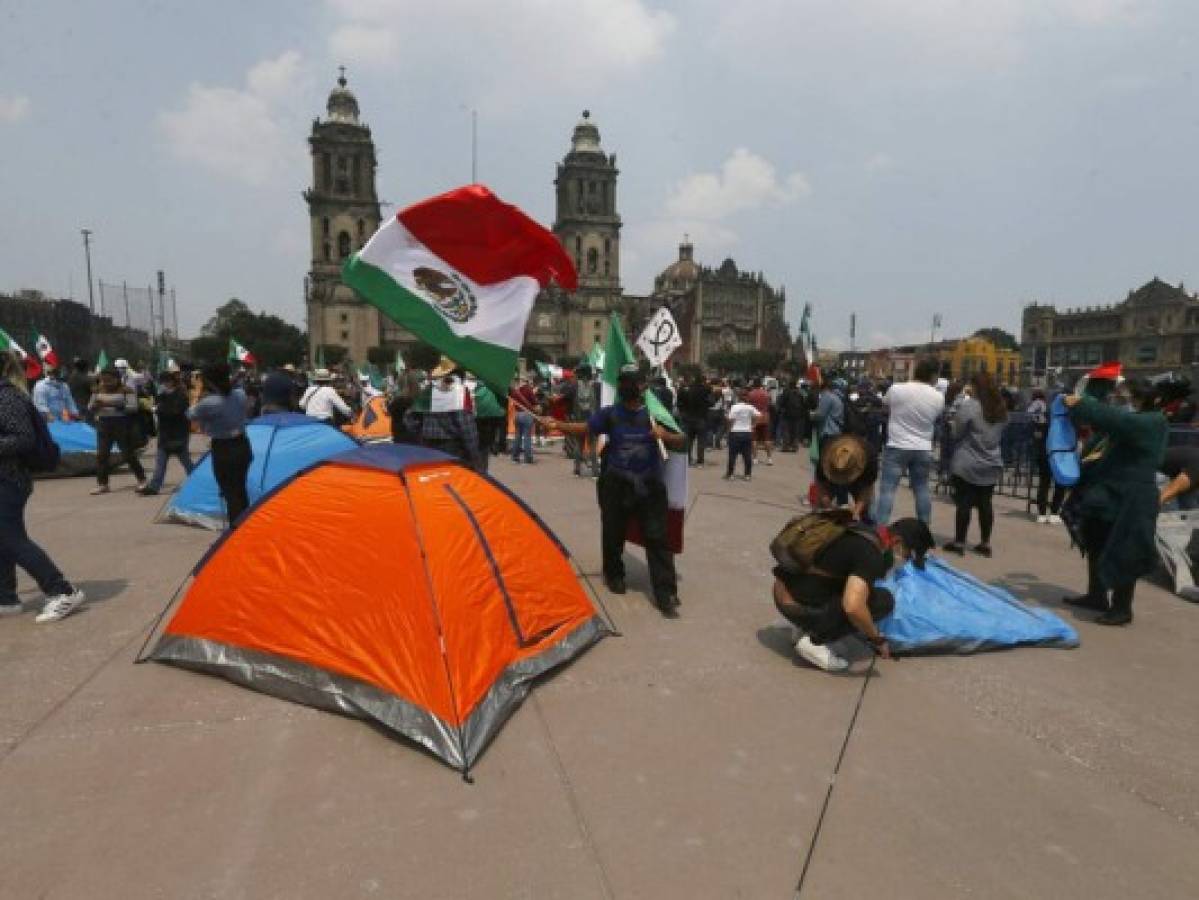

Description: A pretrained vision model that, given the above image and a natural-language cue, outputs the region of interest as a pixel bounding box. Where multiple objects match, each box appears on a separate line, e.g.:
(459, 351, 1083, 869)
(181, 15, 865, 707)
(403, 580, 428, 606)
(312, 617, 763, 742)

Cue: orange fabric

(342, 395, 392, 441)
(405, 464, 595, 720)
(165, 458, 594, 727)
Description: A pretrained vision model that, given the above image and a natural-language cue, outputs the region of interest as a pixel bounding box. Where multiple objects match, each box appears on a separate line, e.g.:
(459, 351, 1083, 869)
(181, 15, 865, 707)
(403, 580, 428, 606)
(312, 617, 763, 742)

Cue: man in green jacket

(1063, 375, 1167, 626)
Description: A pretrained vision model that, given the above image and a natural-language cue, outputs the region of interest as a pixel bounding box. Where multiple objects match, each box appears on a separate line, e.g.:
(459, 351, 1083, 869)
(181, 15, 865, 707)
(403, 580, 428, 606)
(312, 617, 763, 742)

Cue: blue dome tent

(158, 414, 357, 530)
(39, 421, 106, 478)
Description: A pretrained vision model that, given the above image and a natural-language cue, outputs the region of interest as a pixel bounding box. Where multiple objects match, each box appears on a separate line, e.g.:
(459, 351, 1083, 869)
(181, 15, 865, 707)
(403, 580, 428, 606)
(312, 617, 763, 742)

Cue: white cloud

(158, 51, 309, 186)
(664, 148, 811, 221)
(0, 94, 30, 124)
(326, 0, 675, 105)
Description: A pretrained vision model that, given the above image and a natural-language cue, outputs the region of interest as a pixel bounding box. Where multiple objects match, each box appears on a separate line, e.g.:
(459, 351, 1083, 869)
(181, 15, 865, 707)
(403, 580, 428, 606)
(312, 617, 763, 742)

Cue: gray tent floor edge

(460, 615, 611, 768)
(150, 635, 465, 770)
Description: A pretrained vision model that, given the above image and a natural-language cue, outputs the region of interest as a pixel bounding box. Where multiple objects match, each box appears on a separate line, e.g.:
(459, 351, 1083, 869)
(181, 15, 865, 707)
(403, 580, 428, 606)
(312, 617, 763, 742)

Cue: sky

(2, 0, 1198, 351)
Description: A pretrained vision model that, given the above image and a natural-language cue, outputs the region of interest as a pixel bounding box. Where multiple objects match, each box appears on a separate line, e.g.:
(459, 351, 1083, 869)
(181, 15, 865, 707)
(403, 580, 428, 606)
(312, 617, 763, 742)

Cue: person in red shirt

(508, 376, 540, 463)
(747, 379, 773, 466)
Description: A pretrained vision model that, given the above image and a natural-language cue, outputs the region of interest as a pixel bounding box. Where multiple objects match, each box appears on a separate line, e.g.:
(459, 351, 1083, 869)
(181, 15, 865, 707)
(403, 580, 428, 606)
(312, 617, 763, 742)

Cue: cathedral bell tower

(304, 68, 383, 366)
(527, 111, 624, 360)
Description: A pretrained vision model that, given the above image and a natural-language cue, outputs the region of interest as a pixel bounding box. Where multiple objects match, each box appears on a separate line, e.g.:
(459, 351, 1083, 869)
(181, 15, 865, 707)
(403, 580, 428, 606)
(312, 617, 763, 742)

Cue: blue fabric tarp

(159, 413, 357, 530)
(49, 420, 97, 455)
(877, 558, 1079, 654)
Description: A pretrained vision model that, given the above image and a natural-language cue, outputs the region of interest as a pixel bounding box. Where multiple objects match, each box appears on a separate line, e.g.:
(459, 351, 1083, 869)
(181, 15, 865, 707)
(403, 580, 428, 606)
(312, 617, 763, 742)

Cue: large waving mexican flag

(343, 185, 577, 394)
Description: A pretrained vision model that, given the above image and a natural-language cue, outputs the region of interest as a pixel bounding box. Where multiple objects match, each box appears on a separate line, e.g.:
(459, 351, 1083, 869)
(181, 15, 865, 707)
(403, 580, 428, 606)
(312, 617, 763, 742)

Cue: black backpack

(839, 391, 869, 438)
(2, 384, 61, 473)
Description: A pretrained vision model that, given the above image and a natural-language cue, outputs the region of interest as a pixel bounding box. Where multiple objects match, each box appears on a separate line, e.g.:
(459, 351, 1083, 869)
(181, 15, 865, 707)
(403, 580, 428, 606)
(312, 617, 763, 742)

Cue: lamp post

(81, 228, 95, 315)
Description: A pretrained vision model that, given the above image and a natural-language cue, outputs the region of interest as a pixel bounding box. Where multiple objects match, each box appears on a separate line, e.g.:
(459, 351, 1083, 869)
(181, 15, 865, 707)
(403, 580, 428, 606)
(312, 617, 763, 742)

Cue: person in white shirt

(300, 369, 351, 424)
(871, 357, 945, 524)
(724, 388, 764, 481)
(358, 373, 382, 400)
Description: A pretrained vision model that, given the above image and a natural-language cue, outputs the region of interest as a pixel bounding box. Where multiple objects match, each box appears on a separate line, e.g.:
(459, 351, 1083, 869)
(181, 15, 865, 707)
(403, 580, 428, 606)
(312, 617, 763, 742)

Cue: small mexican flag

(228, 338, 256, 366)
(95, 349, 109, 374)
(394, 348, 405, 374)
(33, 332, 59, 369)
(343, 184, 577, 395)
(0, 327, 41, 379)
(597, 313, 687, 553)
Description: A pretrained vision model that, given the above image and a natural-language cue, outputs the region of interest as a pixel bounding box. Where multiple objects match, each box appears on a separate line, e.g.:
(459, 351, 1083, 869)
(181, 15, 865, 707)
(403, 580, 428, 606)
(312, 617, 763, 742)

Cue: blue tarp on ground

(159, 413, 357, 529)
(878, 558, 1079, 653)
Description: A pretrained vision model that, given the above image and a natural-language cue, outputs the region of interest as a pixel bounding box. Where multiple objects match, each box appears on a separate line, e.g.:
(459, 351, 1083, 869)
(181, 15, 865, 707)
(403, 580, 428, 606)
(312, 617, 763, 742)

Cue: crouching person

(771, 515, 932, 672)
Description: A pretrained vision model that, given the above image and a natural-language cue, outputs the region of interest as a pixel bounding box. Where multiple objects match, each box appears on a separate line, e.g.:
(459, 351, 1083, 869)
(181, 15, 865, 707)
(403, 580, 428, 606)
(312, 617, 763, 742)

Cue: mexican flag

(598, 313, 687, 553)
(342, 185, 577, 395)
(394, 348, 405, 374)
(0, 327, 41, 379)
(228, 338, 256, 366)
(33, 332, 59, 369)
(95, 349, 109, 374)
(587, 339, 605, 373)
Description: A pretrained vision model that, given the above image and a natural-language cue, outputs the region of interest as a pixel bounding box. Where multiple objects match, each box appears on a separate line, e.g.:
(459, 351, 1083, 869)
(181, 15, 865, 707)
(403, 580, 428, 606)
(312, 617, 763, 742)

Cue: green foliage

(706, 349, 784, 376)
(520, 344, 550, 366)
(972, 327, 1019, 350)
(191, 297, 306, 368)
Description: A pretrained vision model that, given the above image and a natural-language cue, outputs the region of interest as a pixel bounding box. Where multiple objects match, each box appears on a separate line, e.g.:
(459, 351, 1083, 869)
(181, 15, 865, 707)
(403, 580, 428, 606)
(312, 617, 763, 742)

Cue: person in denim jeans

(871, 357, 945, 525)
(508, 377, 538, 464)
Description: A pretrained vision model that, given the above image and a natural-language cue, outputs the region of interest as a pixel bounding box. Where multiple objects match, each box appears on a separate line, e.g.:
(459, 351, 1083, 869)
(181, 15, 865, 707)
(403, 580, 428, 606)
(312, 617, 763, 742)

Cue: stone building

(304, 70, 390, 366)
(1021, 277, 1199, 384)
(0, 290, 152, 367)
(866, 336, 1019, 385)
(526, 111, 635, 360)
(647, 238, 788, 367)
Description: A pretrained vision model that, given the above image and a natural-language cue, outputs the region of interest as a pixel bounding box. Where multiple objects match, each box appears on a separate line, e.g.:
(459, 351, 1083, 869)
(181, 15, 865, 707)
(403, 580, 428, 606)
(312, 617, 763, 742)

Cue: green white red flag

(0, 327, 41, 379)
(228, 338, 256, 366)
(342, 185, 577, 394)
(32, 332, 59, 369)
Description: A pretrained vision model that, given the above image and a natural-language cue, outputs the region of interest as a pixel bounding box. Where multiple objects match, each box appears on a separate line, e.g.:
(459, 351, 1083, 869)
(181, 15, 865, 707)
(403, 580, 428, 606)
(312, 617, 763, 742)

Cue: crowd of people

(2, 345, 1193, 668)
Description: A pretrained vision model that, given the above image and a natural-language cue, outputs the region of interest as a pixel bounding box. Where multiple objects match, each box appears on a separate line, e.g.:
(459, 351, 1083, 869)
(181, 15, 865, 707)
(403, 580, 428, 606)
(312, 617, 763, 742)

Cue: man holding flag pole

(547, 314, 685, 615)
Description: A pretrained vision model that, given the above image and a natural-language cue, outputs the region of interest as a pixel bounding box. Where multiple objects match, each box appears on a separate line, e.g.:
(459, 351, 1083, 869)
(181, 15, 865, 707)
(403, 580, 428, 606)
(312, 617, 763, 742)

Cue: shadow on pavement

(74, 579, 130, 605)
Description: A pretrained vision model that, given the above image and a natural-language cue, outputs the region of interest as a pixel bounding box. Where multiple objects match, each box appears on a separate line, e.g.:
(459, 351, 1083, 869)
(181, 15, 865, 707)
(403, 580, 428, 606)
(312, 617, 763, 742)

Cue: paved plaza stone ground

(1, 443, 1197, 899)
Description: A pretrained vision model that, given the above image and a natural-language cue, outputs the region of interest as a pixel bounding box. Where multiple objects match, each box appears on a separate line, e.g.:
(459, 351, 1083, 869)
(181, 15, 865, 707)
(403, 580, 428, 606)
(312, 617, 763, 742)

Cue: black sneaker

(655, 593, 681, 616)
(1063, 594, 1109, 612)
(1095, 608, 1132, 626)
(941, 541, 966, 555)
(604, 575, 627, 595)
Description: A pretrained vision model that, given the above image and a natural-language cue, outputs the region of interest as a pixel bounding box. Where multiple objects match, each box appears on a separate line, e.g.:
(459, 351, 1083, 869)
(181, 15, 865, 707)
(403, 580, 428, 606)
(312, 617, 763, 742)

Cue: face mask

(618, 383, 640, 402)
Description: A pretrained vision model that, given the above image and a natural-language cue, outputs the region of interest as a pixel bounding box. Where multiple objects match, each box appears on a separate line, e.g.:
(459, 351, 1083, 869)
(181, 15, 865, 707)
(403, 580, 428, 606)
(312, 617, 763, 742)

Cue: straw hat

(313, 368, 332, 382)
(431, 356, 457, 378)
(820, 435, 869, 486)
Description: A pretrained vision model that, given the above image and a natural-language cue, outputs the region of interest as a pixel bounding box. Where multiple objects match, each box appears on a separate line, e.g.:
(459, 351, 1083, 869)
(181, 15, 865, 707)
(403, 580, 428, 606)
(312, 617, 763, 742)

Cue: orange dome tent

(146, 444, 610, 775)
(342, 394, 392, 442)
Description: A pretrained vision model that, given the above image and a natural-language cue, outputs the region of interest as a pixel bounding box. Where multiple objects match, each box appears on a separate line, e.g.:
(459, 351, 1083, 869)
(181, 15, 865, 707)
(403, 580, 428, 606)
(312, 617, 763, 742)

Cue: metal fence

(98, 281, 178, 340)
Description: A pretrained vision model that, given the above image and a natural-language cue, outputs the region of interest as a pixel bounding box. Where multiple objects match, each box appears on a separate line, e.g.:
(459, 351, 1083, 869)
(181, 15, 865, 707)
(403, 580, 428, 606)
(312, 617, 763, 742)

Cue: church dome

(658, 238, 699, 289)
(326, 67, 360, 124)
(570, 110, 603, 153)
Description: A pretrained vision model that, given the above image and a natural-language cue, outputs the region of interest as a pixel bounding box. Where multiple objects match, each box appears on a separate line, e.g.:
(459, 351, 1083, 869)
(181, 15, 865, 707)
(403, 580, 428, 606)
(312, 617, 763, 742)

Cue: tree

(315, 344, 347, 367)
(191, 297, 307, 368)
(972, 327, 1019, 350)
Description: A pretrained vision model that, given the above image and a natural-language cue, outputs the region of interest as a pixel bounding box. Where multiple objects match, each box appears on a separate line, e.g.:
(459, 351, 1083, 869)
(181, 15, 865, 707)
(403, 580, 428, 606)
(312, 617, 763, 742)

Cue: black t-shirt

(773, 530, 887, 608)
(1161, 446, 1199, 486)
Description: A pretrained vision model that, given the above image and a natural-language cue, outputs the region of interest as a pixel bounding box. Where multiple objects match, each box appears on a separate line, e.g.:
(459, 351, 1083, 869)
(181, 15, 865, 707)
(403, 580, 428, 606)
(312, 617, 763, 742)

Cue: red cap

(1087, 361, 1122, 381)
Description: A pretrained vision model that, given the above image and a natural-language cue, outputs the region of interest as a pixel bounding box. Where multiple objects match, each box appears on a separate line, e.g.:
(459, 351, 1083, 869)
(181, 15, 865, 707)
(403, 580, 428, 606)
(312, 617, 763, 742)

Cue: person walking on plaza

(32, 368, 79, 422)
(677, 373, 712, 467)
(942, 372, 1007, 558)
(189, 362, 252, 527)
(471, 375, 507, 475)
(871, 357, 945, 525)
(547, 365, 684, 615)
(707, 379, 728, 451)
(67, 358, 93, 419)
(569, 364, 600, 478)
(509, 376, 539, 464)
(138, 364, 193, 496)
(724, 387, 762, 481)
(1026, 388, 1065, 524)
(299, 369, 351, 425)
(813, 377, 845, 444)
(89, 367, 147, 495)
(1062, 374, 1167, 626)
(747, 378, 774, 465)
(0, 351, 86, 623)
(420, 361, 481, 470)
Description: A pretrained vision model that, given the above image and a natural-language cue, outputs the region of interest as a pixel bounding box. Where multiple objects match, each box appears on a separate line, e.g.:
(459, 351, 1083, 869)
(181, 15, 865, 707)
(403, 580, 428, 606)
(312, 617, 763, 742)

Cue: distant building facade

(0, 290, 152, 367)
(648, 239, 789, 368)
(864, 336, 1019, 385)
(1021, 277, 1199, 384)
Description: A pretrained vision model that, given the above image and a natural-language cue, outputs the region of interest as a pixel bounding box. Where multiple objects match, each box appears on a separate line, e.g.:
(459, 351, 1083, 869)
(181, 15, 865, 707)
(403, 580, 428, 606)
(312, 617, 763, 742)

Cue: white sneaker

(90, 485, 110, 495)
(1036, 514, 1050, 524)
(35, 590, 86, 624)
(766, 458, 774, 466)
(0, 602, 23, 618)
(795, 634, 850, 673)
(1047, 514, 1063, 525)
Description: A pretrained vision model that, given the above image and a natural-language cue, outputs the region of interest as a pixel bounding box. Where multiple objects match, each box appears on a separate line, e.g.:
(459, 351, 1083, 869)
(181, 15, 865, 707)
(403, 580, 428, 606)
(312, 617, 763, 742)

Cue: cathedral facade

(302, 81, 785, 369)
